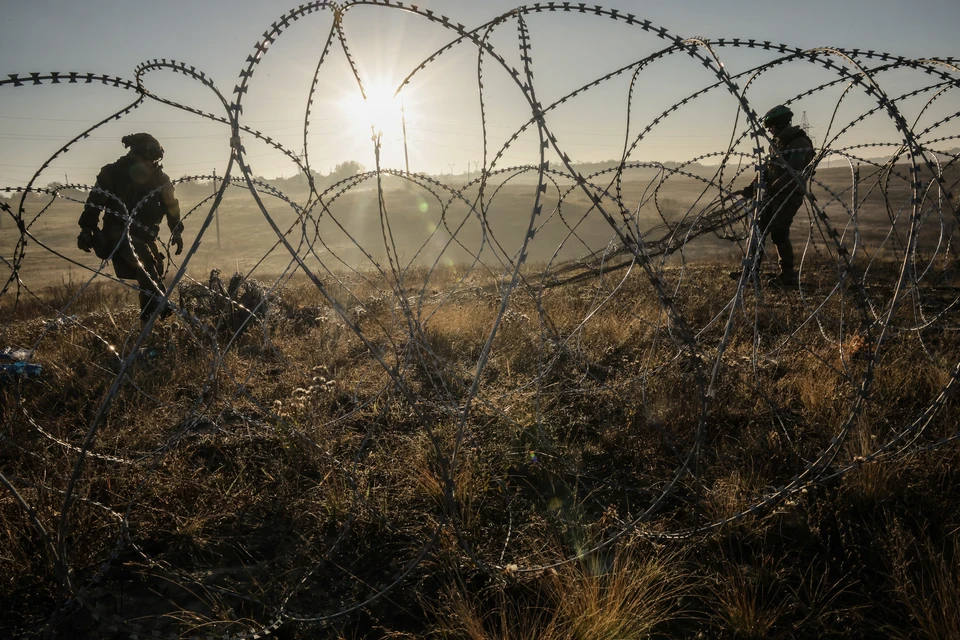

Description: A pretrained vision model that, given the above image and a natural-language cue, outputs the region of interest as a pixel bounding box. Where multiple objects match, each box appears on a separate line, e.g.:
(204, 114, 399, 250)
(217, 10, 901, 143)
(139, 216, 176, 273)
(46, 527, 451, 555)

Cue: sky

(2, 0, 958, 189)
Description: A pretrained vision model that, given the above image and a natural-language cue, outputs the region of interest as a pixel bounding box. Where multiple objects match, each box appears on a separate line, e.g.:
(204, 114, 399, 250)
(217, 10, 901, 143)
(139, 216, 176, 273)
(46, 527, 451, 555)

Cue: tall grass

(435, 543, 686, 639)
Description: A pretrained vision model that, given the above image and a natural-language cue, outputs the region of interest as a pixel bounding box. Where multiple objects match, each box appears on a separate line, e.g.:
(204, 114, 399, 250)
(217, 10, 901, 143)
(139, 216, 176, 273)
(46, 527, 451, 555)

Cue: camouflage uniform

(752, 125, 816, 274)
(79, 154, 182, 321)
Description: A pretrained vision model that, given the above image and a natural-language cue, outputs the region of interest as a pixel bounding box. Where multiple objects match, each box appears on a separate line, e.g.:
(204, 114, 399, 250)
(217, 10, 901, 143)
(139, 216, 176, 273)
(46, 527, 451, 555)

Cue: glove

(77, 228, 96, 252)
(738, 184, 755, 200)
(171, 233, 183, 256)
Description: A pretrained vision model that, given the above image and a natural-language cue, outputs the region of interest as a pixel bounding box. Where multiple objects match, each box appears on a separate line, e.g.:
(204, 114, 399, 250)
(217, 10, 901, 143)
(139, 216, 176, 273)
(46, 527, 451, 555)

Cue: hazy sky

(2, 0, 957, 188)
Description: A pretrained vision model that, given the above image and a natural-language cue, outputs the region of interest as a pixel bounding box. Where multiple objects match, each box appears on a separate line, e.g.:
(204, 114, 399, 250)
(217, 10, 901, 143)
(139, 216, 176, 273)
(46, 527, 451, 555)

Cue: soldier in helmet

(733, 105, 815, 287)
(77, 133, 184, 323)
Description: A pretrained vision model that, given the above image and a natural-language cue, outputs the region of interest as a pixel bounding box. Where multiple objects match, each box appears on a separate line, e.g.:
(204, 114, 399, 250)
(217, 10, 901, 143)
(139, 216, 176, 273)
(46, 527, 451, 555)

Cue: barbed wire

(2, 1, 959, 637)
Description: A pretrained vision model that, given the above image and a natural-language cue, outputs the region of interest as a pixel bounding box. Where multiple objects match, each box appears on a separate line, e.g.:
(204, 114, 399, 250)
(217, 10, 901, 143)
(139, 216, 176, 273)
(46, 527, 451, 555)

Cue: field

(2, 167, 960, 638)
(3, 164, 955, 290)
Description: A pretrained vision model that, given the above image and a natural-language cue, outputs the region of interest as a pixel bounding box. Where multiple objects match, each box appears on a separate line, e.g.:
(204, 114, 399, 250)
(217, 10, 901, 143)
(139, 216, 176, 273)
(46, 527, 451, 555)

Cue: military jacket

(79, 155, 182, 242)
(763, 125, 815, 197)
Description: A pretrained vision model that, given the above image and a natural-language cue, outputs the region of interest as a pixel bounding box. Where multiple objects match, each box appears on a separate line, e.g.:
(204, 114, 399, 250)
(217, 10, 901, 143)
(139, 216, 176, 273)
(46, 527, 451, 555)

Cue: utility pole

(800, 110, 821, 169)
(296, 152, 306, 182)
(401, 97, 410, 177)
(800, 111, 814, 145)
(213, 168, 221, 248)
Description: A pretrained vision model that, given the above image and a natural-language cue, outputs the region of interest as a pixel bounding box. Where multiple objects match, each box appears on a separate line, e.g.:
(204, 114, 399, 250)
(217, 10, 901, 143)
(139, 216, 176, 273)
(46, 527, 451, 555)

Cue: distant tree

(329, 160, 365, 183)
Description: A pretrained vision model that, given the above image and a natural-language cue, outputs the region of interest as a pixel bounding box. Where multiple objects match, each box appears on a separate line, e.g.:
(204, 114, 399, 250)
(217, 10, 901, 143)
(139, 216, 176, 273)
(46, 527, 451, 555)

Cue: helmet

(122, 132, 164, 164)
(762, 105, 793, 128)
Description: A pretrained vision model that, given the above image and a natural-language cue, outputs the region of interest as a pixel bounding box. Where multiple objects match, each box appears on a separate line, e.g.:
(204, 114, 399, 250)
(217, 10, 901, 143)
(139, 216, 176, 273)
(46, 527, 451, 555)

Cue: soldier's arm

(738, 177, 758, 199)
(78, 167, 114, 230)
(737, 163, 763, 198)
(160, 181, 183, 236)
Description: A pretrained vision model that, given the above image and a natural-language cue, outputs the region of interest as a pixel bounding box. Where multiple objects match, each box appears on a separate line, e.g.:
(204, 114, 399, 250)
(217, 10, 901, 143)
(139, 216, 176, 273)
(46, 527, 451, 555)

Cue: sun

(342, 83, 403, 135)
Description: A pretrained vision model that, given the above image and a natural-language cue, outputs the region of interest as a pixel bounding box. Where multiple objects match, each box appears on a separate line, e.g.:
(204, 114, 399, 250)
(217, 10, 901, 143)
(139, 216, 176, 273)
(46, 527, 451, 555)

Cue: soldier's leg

(771, 228, 795, 273)
(771, 196, 803, 274)
(131, 240, 168, 321)
(730, 201, 774, 281)
(109, 238, 153, 317)
(766, 197, 803, 286)
(755, 201, 778, 272)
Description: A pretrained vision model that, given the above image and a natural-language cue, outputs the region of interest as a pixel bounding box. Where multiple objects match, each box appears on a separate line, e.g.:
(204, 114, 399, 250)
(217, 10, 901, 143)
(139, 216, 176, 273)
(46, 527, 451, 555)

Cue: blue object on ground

(0, 362, 42, 378)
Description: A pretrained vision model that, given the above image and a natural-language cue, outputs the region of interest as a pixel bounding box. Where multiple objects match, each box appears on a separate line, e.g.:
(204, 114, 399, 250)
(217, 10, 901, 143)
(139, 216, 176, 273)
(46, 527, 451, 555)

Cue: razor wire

(1, 1, 960, 637)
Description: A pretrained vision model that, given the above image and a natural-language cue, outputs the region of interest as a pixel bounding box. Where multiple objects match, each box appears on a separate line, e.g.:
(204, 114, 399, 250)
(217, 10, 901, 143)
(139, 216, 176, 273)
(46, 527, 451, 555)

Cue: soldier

(733, 105, 815, 287)
(77, 133, 184, 323)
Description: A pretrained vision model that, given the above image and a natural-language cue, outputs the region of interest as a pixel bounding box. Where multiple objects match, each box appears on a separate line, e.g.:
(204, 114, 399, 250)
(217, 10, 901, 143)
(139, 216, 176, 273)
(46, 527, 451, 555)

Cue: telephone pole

(800, 111, 814, 145)
(213, 168, 221, 248)
(401, 98, 410, 177)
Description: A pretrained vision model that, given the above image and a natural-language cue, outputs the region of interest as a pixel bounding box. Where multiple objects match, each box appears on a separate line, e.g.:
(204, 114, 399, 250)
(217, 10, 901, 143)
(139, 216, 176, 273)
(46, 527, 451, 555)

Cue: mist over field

(4, 164, 954, 295)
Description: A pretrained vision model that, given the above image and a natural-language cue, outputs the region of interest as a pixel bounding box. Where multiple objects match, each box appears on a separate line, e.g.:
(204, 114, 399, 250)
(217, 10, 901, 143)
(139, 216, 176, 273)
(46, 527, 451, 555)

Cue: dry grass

(709, 557, 788, 639)
(435, 542, 686, 639)
(1, 258, 959, 638)
(885, 518, 960, 640)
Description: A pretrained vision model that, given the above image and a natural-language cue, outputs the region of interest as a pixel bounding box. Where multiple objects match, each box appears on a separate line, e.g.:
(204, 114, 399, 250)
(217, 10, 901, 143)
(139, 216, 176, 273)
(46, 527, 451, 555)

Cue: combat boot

(767, 269, 799, 288)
